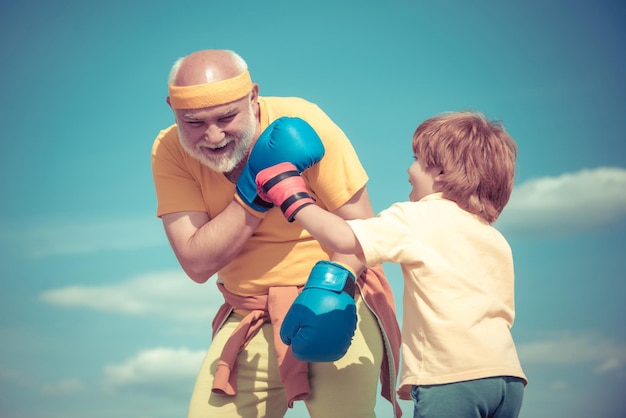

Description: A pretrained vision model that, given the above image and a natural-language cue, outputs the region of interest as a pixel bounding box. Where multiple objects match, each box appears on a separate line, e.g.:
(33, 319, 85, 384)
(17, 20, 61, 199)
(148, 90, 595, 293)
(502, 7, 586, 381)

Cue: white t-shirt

(347, 193, 527, 398)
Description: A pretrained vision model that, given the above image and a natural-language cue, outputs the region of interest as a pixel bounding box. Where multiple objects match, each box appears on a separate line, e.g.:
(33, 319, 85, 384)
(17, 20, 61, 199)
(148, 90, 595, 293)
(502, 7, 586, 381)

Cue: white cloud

(0, 365, 85, 397)
(0, 216, 168, 258)
(496, 167, 626, 236)
(549, 381, 568, 390)
(40, 270, 223, 322)
(103, 347, 205, 391)
(517, 332, 626, 374)
(0, 365, 31, 388)
(41, 378, 86, 396)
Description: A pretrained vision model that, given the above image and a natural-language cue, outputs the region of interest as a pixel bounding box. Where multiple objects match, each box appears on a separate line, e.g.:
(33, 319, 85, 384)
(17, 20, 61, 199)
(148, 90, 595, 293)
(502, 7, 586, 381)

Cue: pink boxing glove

(256, 162, 315, 222)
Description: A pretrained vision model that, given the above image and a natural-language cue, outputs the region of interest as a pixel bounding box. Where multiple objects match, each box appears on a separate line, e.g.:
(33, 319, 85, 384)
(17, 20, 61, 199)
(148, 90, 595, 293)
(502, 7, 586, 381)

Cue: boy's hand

(280, 260, 357, 362)
(256, 162, 315, 221)
(235, 117, 324, 215)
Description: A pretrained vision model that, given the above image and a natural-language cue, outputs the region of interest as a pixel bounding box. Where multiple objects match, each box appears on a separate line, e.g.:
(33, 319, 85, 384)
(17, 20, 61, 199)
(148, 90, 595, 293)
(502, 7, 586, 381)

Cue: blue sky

(1, 0, 625, 417)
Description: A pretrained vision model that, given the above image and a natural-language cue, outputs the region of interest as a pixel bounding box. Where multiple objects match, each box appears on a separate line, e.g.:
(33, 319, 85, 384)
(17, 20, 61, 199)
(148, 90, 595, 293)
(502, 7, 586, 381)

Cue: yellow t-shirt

(151, 96, 368, 295)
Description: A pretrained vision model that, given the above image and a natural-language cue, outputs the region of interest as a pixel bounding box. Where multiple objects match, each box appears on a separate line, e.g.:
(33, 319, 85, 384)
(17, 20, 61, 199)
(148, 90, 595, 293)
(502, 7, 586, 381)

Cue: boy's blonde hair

(412, 111, 518, 223)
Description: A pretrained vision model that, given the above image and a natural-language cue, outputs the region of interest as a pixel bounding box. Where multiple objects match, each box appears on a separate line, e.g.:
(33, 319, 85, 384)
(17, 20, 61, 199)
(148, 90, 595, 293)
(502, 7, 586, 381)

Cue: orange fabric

(211, 283, 309, 407)
(168, 70, 252, 109)
(358, 265, 403, 418)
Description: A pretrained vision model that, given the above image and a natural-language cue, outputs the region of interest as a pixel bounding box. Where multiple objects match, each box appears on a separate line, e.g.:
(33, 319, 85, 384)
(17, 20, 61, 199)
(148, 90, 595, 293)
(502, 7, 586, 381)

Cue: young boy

(257, 111, 528, 418)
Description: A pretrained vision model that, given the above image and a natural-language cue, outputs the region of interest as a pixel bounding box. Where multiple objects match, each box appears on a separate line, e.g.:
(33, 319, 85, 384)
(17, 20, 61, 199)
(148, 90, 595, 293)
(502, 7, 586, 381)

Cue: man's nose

(204, 125, 225, 144)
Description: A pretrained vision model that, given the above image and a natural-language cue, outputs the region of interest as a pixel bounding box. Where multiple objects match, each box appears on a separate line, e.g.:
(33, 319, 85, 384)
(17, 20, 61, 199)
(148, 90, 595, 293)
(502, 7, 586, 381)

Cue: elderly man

(151, 49, 401, 418)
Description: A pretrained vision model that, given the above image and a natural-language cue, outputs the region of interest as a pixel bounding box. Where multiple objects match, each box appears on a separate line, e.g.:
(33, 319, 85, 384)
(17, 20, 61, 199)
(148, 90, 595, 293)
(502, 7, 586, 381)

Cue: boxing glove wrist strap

(256, 162, 316, 222)
(341, 276, 356, 298)
(305, 261, 356, 298)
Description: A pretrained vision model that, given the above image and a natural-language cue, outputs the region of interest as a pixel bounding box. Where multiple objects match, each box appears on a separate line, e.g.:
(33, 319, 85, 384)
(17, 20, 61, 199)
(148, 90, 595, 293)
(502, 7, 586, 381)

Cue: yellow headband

(168, 70, 252, 109)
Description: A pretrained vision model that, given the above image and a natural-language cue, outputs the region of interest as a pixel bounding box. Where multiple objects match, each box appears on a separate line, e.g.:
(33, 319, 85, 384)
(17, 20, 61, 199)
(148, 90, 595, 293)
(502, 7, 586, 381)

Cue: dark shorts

(410, 376, 525, 418)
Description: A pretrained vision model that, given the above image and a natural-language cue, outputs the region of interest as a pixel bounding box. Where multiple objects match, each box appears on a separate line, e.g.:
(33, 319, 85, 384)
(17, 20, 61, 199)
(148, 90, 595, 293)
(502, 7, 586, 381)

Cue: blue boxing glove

(235, 117, 325, 214)
(280, 260, 357, 362)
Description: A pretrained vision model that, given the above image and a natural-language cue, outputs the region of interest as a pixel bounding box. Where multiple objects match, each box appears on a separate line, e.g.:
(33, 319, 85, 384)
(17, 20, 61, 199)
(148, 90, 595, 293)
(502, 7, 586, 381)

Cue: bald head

(169, 50, 248, 87)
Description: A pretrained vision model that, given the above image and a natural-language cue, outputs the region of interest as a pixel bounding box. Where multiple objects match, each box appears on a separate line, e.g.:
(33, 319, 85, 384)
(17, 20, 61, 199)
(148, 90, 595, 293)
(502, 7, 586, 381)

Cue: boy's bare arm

(295, 205, 363, 255)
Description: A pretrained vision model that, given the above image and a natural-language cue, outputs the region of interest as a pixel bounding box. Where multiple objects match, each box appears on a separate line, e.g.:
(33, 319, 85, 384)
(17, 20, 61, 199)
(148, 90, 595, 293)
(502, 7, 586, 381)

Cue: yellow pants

(187, 295, 383, 418)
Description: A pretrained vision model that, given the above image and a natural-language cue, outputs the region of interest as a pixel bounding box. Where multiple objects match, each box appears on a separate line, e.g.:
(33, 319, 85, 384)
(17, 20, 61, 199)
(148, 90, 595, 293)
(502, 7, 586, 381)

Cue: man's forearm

(165, 200, 262, 282)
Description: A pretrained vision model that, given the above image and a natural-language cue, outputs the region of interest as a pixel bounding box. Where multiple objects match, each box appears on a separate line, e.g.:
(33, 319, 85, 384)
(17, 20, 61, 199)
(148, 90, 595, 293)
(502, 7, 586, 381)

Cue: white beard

(178, 105, 256, 173)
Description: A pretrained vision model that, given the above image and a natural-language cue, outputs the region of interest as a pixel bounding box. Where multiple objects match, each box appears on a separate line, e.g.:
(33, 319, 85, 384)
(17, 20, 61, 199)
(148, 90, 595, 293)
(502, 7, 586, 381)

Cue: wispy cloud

(102, 347, 205, 394)
(0, 216, 168, 258)
(497, 167, 626, 236)
(0, 365, 85, 397)
(40, 270, 223, 321)
(41, 378, 86, 396)
(0, 365, 31, 389)
(517, 332, 626, 375)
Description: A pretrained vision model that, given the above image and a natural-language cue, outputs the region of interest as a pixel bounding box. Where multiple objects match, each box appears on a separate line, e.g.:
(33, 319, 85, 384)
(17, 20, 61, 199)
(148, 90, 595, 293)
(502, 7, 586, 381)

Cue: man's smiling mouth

(204, 142, 232, 153)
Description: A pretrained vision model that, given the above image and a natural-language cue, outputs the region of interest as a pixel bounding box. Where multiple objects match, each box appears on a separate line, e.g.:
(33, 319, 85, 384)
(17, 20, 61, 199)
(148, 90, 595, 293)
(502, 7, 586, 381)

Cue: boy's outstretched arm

(294, 204, 363, 255)
(256, 161, 363, 256)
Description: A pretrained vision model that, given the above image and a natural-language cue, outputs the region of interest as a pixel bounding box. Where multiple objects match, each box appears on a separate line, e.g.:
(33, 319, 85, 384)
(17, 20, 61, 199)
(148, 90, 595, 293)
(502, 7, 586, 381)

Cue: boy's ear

(434, 169, 444, 181)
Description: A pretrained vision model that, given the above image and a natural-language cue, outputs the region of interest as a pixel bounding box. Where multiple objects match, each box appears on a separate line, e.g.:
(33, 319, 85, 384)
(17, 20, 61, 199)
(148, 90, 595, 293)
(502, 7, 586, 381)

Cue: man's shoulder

(154, 124, 178, 143)
(260, 95, 314, 106)
(260, 96, 321, 116)
(153, 124, 181, 146)
(152, 124, 183, 157)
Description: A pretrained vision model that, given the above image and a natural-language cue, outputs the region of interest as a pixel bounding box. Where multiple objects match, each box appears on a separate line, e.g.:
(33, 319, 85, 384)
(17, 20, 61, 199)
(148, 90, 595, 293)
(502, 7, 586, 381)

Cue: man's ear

(166, 96, 172, 107)
(250, 83, 259, 102)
